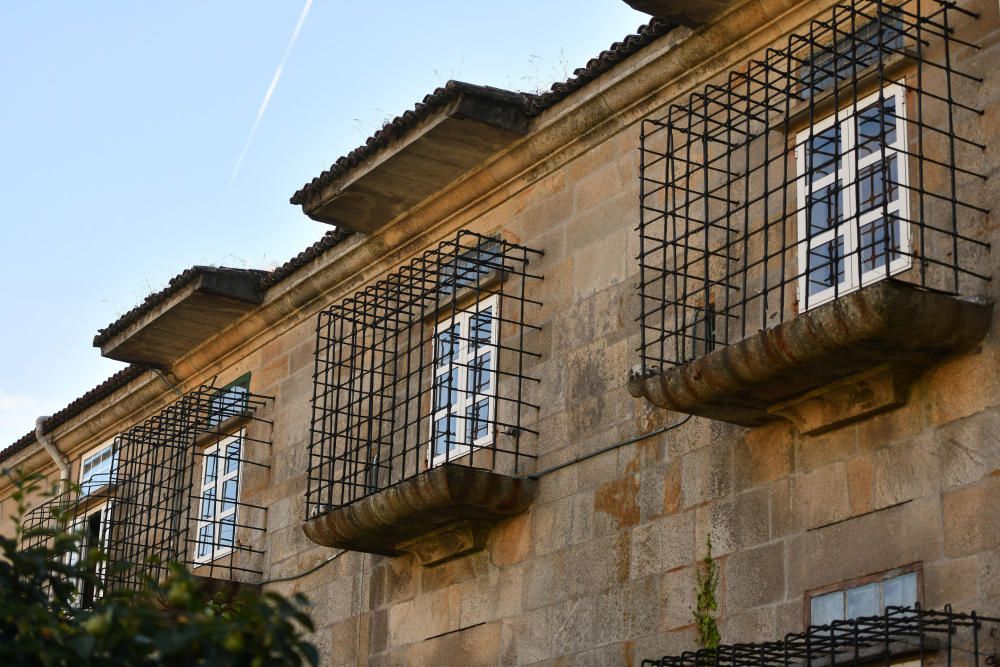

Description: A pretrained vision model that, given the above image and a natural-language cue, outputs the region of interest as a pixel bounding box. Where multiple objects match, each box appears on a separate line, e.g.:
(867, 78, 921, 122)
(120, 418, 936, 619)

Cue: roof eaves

(260, 227, 355, 289)
(0, 363, 148, 465)
(92, 266, 271, 349)
(289, 19, 675, 210)
(525, 18, 675, 115)
(289, 81, 536, 210)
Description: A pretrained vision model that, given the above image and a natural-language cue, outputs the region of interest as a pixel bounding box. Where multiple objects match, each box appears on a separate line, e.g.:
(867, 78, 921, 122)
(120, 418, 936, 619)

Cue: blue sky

(0, 1, 648, 445)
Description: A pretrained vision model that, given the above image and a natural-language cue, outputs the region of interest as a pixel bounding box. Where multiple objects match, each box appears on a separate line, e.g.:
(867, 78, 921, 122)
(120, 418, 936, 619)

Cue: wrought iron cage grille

(21, 385, 272, 600)
(307, 230, 543, 518)
(637, 0, 990, 372)
(642, 606, 1000, 667)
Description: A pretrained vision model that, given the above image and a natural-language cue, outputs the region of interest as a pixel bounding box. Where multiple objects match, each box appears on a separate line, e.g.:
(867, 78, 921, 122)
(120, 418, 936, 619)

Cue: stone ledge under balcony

(628, 280, 993, 433)
(302, 465, 536, 566)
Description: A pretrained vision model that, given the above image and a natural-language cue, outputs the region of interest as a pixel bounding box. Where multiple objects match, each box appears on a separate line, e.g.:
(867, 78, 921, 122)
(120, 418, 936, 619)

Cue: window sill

(628, 281, 992, 433)
(302, 464, 536, 566)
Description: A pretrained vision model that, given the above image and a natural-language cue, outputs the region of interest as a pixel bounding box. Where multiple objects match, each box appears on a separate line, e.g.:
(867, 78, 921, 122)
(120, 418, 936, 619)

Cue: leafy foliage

(693, 535, 721, 650)
(0, 472, 319, 666)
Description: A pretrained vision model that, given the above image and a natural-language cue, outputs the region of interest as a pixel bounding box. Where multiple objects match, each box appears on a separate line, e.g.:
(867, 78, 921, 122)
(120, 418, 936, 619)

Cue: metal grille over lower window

(643, 607, 1000, 667)
(21, 385, 272, 599)
(307, 230, 543, 519)
(636, 0, 989, 372)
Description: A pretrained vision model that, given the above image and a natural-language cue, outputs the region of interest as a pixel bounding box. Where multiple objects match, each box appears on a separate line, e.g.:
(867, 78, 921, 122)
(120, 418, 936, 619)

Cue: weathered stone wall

(3, 1, 1000, 665)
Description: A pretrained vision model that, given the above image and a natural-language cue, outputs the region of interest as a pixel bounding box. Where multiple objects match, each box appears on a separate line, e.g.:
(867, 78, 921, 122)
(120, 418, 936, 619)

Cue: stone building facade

(3, 0, 1000, 665)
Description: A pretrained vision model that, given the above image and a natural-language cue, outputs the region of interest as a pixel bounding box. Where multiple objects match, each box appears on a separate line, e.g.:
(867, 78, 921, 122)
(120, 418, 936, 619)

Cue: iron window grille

(636, 0, 990, 372)
(642, 606, 1000, 667)
(307, 230, 543, 519)
(21, 384, 272, 600)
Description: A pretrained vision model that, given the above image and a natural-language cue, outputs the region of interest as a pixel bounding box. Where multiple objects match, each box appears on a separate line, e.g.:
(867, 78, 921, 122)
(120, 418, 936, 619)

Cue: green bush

(0, 472, 318, 667)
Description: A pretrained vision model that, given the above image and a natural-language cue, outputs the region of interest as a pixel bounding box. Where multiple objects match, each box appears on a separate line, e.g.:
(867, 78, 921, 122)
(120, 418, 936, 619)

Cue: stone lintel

(302, 465, 536, 565)
(628, 281, 993, 430)
(621, 0, 739, 26)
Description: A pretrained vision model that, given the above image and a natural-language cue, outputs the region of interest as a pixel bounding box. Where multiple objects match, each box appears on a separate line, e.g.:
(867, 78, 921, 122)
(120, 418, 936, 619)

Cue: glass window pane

(846, 582, 879, 619)
(858, 156, 898, 214)
(81, 445, 116, 494)
(809, 126, 840, 181)
(225, 441, 241, 475)
(466, 399, 491, 442)
(811, 591, 845, 626)
(435, 368, 459, 411)
(807, 183, 841, 235)
(883, 572, 918, 610)
(808, 237, 846, 296)
(857, 97, 897, 159)
(219, 515, 236, 548)
(803, 13, 904, 93)
(201, 489, 216, 519)
(210, 380, 249, 426)
(433, 416, 455, 458)
(198, 525, 214, 558)
(435, 323, 460, 366)
(468, 353, 493, 395)
(859, 215, 902, 273)
(472, 308, 493, 349)
(222, 479, 238, 511)
(204, 453, 218, 484)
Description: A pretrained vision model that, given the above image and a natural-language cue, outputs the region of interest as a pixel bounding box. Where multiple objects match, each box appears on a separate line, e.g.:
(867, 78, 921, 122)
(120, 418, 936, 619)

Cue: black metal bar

(641, 608, 1000, 667)
(306, 230, 543, 515)
(21, 385, 274, 602)
(636, 0, 989, 371)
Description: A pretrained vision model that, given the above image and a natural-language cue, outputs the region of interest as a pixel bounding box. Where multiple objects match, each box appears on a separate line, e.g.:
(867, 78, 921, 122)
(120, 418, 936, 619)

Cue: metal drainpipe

(35, 416, 70, 489)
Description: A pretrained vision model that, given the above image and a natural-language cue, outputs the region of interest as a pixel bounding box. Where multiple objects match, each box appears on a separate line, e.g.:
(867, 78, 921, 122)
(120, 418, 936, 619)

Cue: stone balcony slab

(302, 465, 536, 566)
(628, 281, 992, 431)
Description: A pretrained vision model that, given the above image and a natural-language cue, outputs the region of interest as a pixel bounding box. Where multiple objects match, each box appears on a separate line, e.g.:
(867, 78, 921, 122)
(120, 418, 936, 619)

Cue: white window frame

(796, 82, 911, 310)
(194, 430, 243, 564)
(79, 440, 116, 496)
(428, 294, 500, 467)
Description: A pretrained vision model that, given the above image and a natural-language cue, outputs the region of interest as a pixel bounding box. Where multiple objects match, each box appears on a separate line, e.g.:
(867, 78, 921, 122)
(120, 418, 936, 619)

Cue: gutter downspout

(35, 416, 70, 490)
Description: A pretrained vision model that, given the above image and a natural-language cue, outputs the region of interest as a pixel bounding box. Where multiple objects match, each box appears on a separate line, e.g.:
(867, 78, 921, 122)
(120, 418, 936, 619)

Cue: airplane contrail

(226, 0, 313, 192)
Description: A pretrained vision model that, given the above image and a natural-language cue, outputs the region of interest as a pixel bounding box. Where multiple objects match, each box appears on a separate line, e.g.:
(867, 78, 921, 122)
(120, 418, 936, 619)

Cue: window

(802, 9, 904, 93)
(430, 295, 499, 467)
(208, 373, 250, 426)
(80, 442, 116, 496)
(65, 503, 109, 608)
(809, 569, 919, 626)
(796, 83, 910, 310)
(194, 431, 242, 562)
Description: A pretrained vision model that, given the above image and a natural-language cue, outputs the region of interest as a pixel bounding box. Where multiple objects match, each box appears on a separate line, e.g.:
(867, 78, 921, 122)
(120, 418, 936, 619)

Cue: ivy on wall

(693, 535, 721, 650)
